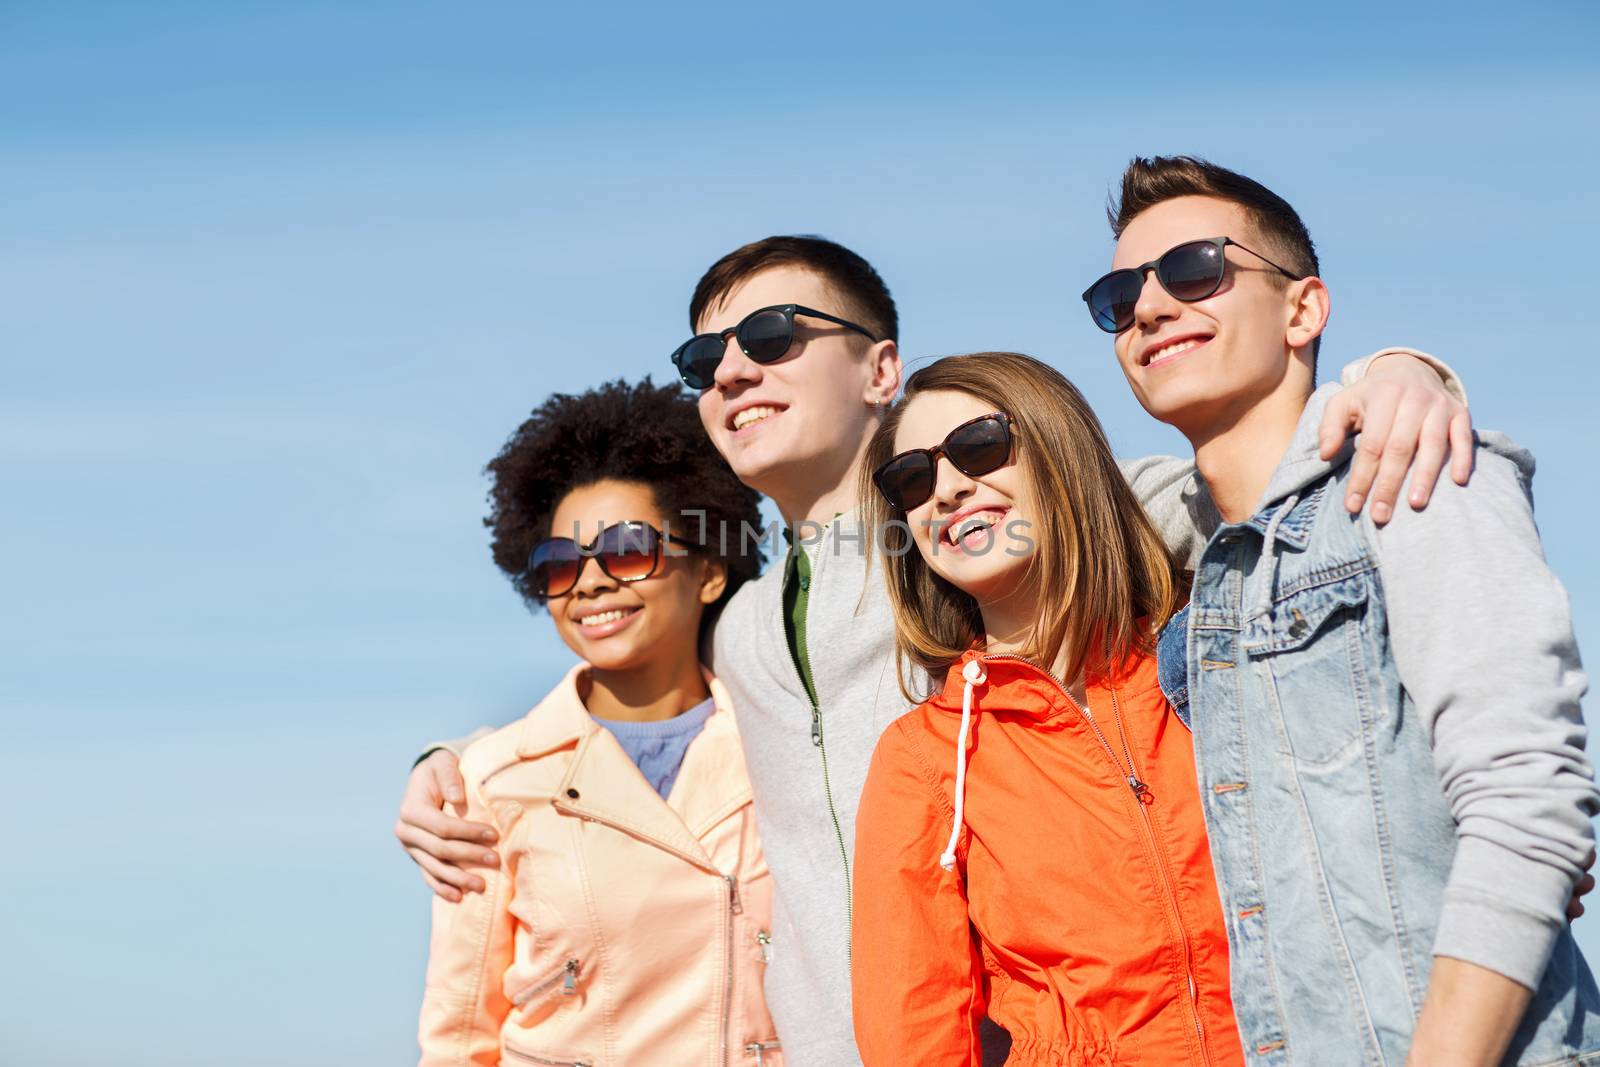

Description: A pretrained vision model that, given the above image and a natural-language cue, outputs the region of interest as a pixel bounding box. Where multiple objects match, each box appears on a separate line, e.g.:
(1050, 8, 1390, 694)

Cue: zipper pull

(561, 958, 579, 995)
(756, 930, 773, 963)
(810, 706, 822, 747)
(1128, 776, 1152, 802)
(726, 874, 744, 915)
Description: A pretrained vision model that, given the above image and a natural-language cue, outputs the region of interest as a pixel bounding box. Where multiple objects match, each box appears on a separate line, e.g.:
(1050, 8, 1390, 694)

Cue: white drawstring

(939, 659, 986, 871)
(1252, 494, 1300, 623)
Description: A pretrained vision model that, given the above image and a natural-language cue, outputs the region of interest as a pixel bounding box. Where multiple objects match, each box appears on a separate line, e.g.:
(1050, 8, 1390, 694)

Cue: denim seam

(1269, 555, 1375, 601)
(1257, 652, 1385, 1066)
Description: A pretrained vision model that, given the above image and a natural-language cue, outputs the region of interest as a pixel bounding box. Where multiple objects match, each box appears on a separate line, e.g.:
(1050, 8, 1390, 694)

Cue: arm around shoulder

(1368, 442, 1597, 989)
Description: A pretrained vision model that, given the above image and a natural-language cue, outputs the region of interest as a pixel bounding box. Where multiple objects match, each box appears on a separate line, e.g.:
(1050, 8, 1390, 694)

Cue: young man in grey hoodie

(395, 235, 1473, 1066)
(1088, 155, 1598, 1066)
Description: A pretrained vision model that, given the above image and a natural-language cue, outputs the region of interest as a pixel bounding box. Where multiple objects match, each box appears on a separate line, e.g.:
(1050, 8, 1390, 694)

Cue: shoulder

(457, 715, 534, 784)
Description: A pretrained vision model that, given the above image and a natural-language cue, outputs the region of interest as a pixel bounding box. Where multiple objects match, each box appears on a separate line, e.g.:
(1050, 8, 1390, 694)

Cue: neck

(583, 650, 709, 723)
(980, 588, 1088, 704)
(1185, 382, 1311, 525)
(768, 416, 881, 528)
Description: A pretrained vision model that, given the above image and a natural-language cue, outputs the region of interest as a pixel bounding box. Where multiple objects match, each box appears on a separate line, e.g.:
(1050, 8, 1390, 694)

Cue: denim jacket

(1162, 384, 1600, 1066)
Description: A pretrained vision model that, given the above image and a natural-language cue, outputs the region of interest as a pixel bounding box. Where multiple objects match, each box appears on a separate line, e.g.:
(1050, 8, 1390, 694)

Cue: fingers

(1448, 408, 1475, 486)
(395, 817, 501, 866)
(1318, 391, 1358, 461)
(1343, 387, 1400, 516)
(1569, 873, 1595, 921)
(407, 845, 489, 900)
(428, 750, 469, 815)
(1402, 407, 1453, 511)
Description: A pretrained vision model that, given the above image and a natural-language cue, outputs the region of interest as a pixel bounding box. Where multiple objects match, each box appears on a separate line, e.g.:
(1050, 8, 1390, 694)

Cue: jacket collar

(924, 644, 1161, 719)
(516, 663, 751, 866)
(924, 648, 1079, 723)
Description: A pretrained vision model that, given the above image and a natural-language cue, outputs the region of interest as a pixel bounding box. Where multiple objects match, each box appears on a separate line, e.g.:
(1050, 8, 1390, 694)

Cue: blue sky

(4, 3, 1598, 1063)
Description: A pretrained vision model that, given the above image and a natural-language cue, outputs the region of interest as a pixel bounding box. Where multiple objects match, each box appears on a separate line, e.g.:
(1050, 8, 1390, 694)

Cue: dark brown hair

(861, 352, 1181, 700)
(1110, 155, 1321, 361)
(688, 235, 898, 343)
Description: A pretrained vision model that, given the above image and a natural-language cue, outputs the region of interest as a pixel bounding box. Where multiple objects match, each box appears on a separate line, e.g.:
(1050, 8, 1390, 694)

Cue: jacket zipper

(982, 655, 1213, 1067)
(809, 697, 853, 966)
(722, 874, 742, 1067)
(551, 799, 742, 1063)
(511, 957, 581, 1005)
(744, 1040, 782, 1064)
(793, 546, 853, 964)
(503, 1047, 593, 1067)
(1105, 685, 1213, 1067)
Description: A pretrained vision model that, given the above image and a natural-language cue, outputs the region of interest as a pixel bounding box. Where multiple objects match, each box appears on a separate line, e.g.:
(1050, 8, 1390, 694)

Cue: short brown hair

(861, 352, 1181, 700)
(1110, 155, 1321, 361)
(688, 235, 898, 343)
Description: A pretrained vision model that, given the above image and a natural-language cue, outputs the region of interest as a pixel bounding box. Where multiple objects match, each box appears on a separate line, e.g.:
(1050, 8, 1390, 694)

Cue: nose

(712, 331, 762, 390)
(570, 549, 619, 599)
(930, 453, 976, 510)
(1132, 267, 1182, 332)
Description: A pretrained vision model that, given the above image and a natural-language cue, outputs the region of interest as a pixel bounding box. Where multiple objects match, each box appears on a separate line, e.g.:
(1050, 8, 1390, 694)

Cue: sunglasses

(528, 521, 699, 600)
(1081, 236, 1306, 334)
(671, 304, 879, 391)
(872, 412, 1014, 512)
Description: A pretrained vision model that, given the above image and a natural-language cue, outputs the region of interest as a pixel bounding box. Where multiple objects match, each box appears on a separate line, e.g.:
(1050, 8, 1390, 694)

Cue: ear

(864, 339, 902, 407)
(698, 555, 729, 606)
(1285, 276, 1331, 354)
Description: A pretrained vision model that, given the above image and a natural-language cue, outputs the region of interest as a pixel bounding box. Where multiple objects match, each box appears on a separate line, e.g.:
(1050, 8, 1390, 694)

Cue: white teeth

(732, 405, 780, 430)
(1148, 338, 1203, 363)
(579, 609, 634, 626)
(945, 511, 1004, 545)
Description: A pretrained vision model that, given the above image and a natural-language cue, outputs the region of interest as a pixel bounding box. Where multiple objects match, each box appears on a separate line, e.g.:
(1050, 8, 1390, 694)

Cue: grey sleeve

(1365, 438, 1596, 990)
(414, 726, 497, 766)
(1119, 455, 1218, 570)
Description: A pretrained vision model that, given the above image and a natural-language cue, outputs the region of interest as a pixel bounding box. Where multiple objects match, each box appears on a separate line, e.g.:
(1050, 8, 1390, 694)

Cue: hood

(1256, 381, 1351, 510)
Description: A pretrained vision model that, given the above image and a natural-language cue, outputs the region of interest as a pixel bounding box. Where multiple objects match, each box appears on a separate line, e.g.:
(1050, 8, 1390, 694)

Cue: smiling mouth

(730, 405, 783, 432)
(575, 606, 641, 632)
(942, 509, 1009, 550)
(1142, 336, 1210, 368)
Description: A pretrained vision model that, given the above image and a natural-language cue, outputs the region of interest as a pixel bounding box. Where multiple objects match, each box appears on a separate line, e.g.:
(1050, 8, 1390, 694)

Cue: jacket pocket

(1241, 571, 1369, 656)
(1244, 573, 1376, 767)
(509, 957, 581, 1007)
(743, 1039, 781, 1065)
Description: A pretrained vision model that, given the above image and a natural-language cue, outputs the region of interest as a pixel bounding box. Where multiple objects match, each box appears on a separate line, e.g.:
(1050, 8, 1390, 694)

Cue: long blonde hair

(861, 352, 1181, 700)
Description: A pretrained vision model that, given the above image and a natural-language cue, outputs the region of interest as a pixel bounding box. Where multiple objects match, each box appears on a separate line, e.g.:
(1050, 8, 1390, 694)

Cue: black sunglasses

(671, 304, 879, 390)
(872, 412, 1014, 512)
(1081, 236, 1306, 334)
(528, 521, 699, 600)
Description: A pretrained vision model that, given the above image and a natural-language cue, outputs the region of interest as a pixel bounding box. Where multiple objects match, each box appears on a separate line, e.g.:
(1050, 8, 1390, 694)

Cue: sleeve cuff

(1340, 346, 1469, 407)
(1431, 836, 1571, 990)
(412, 726, 496, 767)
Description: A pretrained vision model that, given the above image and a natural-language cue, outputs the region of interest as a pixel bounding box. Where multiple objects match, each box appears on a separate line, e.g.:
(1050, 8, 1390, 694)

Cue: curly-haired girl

(417, 378, 783, 1067)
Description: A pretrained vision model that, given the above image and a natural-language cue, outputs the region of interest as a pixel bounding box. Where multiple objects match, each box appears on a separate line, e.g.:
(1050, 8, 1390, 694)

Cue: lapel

(534, 664, 748, 874)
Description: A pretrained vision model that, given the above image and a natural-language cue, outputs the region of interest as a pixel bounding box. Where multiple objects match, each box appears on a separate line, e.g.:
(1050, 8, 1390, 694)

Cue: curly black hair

(485, 377, 766, 626)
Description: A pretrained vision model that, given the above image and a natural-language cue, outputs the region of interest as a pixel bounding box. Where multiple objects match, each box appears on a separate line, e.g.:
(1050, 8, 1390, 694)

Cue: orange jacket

(850, 647, 1244, 1067)
(418, 665, 781, 1067)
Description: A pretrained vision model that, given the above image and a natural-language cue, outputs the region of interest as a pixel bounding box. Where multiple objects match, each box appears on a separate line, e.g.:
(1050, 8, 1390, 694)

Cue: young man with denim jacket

(1090, 155, 1600, 1067)
(395, 235, 1477, 1066)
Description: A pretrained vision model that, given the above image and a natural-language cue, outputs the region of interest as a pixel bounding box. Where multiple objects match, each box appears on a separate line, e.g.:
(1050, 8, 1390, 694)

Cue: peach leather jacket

(851, 647, 1245, 1067)
(418, 664, 782, 1067)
